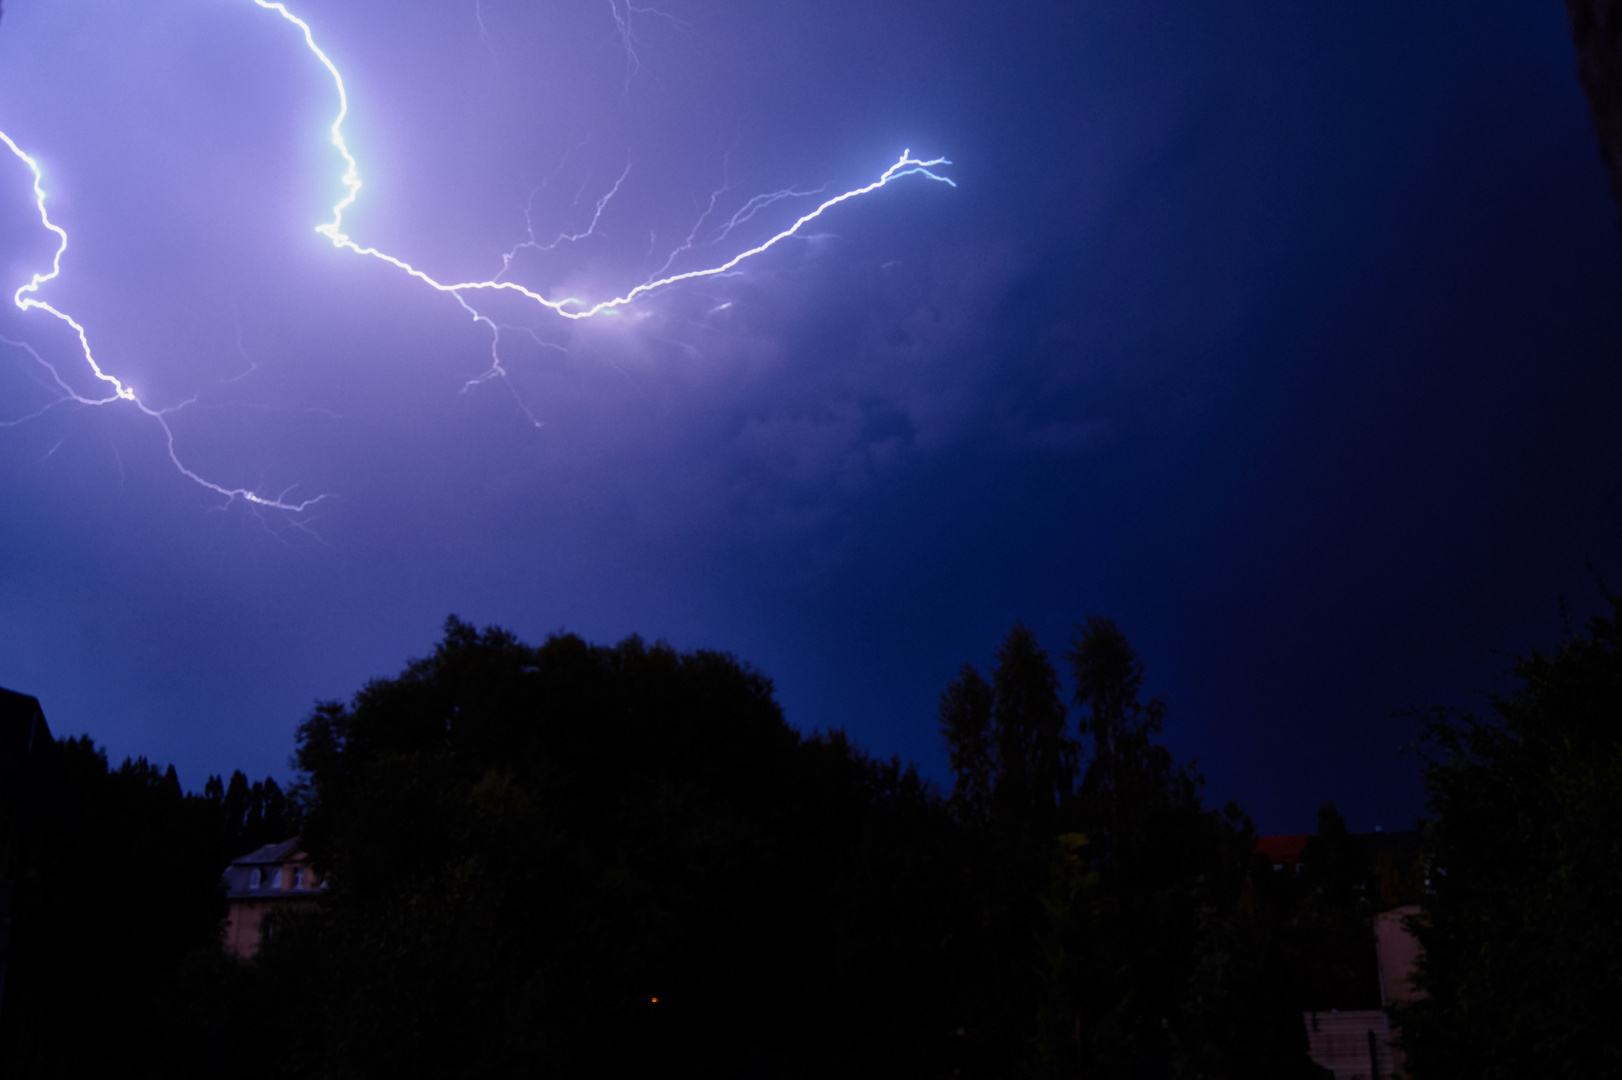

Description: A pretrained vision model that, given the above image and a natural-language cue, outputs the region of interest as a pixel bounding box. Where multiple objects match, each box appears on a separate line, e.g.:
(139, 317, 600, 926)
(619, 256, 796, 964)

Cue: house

(1255, 833, 1309, 873)
(1374, 905, 1424, 1007)
(221, 837, 323, 959)
(1255, 830, 1426, 1079)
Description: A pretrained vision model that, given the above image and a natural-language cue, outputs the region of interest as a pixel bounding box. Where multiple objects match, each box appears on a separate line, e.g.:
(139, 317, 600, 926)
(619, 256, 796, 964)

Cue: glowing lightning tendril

(1, 0, 953, 513)
(0, 130, 325, 512)
(253, 0, 953, 320)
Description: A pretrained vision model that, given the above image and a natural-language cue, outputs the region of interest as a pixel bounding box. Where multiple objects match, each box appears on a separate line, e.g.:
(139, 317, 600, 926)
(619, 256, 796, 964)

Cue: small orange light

(651, 997, 659, 1003)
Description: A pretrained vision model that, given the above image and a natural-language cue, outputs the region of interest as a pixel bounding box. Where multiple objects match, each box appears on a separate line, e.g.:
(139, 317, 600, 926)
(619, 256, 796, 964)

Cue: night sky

(1, 0, 1618, 833)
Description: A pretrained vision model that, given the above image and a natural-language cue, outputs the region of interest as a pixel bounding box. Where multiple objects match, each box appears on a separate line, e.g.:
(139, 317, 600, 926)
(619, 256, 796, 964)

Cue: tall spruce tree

(939, 623, 1075, 834)
(939, 663, 995, 825)
(1067, 615, 1195, 863)
(991, 623, 1075, 831)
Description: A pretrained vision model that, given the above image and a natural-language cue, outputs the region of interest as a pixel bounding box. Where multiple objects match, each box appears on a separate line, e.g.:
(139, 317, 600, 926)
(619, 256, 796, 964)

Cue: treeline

(0, 743, 300, 1073)
(1398, 594, 1622, 1077)
(5, 601, 1619, 1077)
(927, 618, 1394, 1077)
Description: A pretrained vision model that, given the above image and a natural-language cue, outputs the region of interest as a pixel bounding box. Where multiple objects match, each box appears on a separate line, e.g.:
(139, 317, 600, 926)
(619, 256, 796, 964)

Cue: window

(271, 868, 283, 890)
(293, 867, 306, 889)
(248, 868, 262, 890)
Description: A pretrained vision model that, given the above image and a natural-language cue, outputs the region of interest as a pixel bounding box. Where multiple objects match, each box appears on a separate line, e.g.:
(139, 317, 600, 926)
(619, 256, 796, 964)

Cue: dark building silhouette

(1565, 1, 1622, 229)
(0, 688, 61, 1035)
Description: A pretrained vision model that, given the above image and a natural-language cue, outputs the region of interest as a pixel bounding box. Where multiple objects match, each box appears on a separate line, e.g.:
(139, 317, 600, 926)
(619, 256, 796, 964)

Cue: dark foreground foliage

(0, 739, 299, 1077)
(1399, 594, 1622, 1078)
(937, 618, 1320, 1079)
(3, 613, 1468, 1077)
(211, 616, 1323, 1079)
(249, 620, 957, 1079)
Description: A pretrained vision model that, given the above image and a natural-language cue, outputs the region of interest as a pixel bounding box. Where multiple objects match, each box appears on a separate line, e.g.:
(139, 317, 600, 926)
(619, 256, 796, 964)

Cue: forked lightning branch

(0, 0, 954, 512)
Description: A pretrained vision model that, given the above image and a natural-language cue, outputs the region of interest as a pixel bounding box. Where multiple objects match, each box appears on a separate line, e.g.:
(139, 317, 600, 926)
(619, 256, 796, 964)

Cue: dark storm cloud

(1, 0, 1618, 832)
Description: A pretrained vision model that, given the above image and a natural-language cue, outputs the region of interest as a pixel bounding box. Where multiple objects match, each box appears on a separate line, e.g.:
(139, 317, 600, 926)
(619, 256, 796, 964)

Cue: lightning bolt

(0, 130, 325, 513)
(252, 0, 954, 320)
(2, 0, 953, 514)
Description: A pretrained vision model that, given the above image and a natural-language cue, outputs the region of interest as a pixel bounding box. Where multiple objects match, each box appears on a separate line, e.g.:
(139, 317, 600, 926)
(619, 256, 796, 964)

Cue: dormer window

(293, 867, 306, 889)
(271, 868, 283, 890)
(248, 868, 262, 890)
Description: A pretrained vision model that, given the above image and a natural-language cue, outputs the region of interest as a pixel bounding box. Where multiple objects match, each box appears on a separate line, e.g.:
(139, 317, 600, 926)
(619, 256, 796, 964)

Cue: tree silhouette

(202, 770, 302, 861)
(939, 662, 995, 825)
(939, 623, 1075, 836)
(938, 616, 1315, 1078)
(1067, 615, 1196, 864)
(251, 617, 960, 1079)
(991, 624, 1075, 831)
(1, 739, 228, 1077)
(1400, 594, 1622, 1077)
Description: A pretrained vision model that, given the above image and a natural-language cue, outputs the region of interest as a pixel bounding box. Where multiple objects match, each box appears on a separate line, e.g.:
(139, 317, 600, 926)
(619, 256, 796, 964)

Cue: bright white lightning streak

(0, 130, 325, 512)
(253, 0, 955, 322)
(4, 1, 950, 510)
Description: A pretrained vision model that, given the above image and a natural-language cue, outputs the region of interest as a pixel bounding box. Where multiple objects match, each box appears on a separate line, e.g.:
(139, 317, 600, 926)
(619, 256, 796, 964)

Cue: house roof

(0, 686, 47, 757)
(230, 837, 304, 867)
(1255, 834, 1309, 862)
(1, 686, 64, 825)
(1255, 830, 1422, 868)
(223, 837, 324, 900)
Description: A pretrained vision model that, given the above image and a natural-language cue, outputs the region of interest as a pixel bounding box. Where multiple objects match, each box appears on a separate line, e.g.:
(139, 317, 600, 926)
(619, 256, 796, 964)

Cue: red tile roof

(1255, 835, 1309, 863)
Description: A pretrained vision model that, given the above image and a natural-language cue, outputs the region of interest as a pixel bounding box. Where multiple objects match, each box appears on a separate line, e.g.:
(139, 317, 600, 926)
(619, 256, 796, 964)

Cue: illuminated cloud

(1, 0, 953, 513)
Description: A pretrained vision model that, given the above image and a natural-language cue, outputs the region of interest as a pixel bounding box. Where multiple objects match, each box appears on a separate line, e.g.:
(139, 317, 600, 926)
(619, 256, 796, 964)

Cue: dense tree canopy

(206, 769, 301, 861)
(257, 618, 958, 1079)
(2, 611, 1475, 1078)
(0, 738, 289, 1076)
(1400, 595, 1622, 1077)
(940, 617, 1317, 1079)
(217, 615, 1324, 1078)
